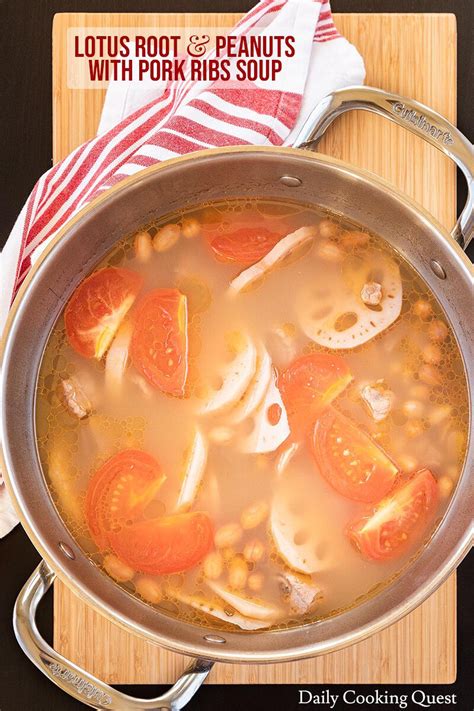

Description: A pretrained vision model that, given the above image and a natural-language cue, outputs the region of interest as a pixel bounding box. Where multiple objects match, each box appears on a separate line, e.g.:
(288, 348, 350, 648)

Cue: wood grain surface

(52, 12, 457, 684)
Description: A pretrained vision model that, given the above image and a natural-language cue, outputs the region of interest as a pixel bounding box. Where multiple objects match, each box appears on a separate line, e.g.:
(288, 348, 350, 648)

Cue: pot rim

(1, 146, 473, 663)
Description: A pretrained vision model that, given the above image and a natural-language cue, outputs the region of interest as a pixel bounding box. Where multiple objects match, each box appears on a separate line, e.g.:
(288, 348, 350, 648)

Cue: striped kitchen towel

(0, 0, 364, 537)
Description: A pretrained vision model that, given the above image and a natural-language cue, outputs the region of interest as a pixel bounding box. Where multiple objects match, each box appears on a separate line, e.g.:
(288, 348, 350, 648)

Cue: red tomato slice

(130, 288, 188, 396)
(347, 468, 439, 560)
(107, 512, 214, 574)
(209, 227, 283, 265)
(85, 449, 165, 549)
(279, 353, 353, 438)
(65, 267, 143, 359)
(312, 408, 398, 503)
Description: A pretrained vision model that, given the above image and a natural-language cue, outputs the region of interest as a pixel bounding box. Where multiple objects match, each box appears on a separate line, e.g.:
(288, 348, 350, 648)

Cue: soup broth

(36, 199, 468, 631)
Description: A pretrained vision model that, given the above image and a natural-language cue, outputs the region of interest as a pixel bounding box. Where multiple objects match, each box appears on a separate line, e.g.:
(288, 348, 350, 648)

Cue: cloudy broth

(36, 199, 468, 631)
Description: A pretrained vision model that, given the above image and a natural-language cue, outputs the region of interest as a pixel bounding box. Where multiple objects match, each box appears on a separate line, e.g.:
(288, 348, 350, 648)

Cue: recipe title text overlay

(68, 28, 297, 89)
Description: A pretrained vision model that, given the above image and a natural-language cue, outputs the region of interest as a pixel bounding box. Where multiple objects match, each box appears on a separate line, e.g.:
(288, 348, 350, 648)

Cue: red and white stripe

(9, 0, 346, 296)
(1, 0, 367, 538)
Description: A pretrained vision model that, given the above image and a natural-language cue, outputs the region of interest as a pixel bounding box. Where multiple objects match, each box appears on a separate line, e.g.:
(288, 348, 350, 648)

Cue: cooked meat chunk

(361, 384, 393, 422)
(278, 570, 322, 614)
(58, 377, 92, 419)
(360, 281, 383, 306)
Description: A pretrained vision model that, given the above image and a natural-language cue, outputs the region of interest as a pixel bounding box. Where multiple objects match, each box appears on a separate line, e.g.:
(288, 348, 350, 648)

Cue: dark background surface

(0, 1, 472, 709)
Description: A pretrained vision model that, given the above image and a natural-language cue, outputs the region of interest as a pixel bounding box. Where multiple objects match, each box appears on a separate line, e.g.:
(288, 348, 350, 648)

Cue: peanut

(316, 240, 344, 263)
(405, 419, 424, 438)
(438, 475, 454, 498)
(134, 230, 153, 262)
(428, 319, 449, 342)
(447, 429, 466, 457)
(418, 363, 441, 386)
(228, 556, 248, 590)
(247, 572, 264, 592)
(398, 454, 419, 473)
(153, 223, 181, 252)
(318, 219, 340, 239)
(402, 399, 424, 419)
(240, 500, 269, 530)
(221, 546, 236, 562)
(181, 217, 201, 239)
(225, 330, 247, 356)
(422, 343, 442, 365)
(203, 551, 224, 580)
(428, 404, 452, 426)
(413, 299, 433, 320)
(243, 538, 265, 563)
(135, 577, 162, 604)
(103, 554, 135, 582)
(214, 522, 243, 548)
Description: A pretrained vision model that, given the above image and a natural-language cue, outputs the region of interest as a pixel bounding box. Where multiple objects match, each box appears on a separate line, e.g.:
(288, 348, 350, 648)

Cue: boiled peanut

(398, 454, 419, 473)
(428, 319, 449, 342)
(243, 538, 265, 563)
(135, 577, 162, 604)
(247, 572, 264, 592)
(134, 230, 153, 262)
(153, 223, 181, 252)
(181, 217, 201, 239)
(203, 551, 224, 580)
(228, 556, 248, 590)
(225, 330, 247, 356)
(103, 554, 135, 582)
(240, 500, 269, 530)
(446, 429, 466, 457)
(438, 475, 454, 498)
(316, 240, 344, 263)
(418, 363, 441, 386)
(413, 299, 432, 320)
(422, 343, 442, 365)
(402, 400, 424, 419)
(429, 404, 452, 426)
(214, 523, 243, 548)
(405, 419, 424, 438)
(318, 219, 339, 239)
(221, 547, 236, 562)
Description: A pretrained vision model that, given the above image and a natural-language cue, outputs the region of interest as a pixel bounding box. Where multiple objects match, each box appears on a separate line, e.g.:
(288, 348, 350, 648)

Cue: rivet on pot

(203, 634, 226, 644)
(430, 260, 447, 279)
(58, 541, 75, 560)
(279, 175, 302, 187)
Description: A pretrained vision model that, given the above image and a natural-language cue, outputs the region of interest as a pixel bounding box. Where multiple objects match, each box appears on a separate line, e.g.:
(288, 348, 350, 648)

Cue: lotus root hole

(334, 312, 358, 332)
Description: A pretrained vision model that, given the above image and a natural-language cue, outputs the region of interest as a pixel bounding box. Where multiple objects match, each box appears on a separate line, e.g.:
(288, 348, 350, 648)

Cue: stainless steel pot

(1, 87, 473, 710)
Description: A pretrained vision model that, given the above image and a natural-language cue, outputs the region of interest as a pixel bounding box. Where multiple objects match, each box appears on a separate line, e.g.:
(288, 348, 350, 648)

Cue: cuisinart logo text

(298, 689, 458, 709)
(391, 101, 455, 145)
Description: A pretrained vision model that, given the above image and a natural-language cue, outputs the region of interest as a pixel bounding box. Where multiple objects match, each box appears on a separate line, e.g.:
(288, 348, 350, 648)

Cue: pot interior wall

(1, 149, 472, 662)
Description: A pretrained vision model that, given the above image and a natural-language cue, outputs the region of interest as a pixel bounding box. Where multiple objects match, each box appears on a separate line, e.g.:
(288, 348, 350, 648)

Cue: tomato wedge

(279, 353, 352, 438)
(347, 468, 439, 560)
(65, 267, 143, 359)
(130, 288, 188, 396)
(209, 227, 282, 265)
(107, 512, 214, 574)
(312, 408, 398, 502)
(85, 450, 165, 549)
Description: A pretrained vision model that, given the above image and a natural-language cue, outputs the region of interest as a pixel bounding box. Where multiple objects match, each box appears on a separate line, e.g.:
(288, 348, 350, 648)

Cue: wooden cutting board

(52, 12, 457, 684)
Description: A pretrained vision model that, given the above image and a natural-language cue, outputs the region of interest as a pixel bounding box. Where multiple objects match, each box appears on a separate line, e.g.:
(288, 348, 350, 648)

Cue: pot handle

(293, 85, 474, 250)
(13, 560, 213, 710)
